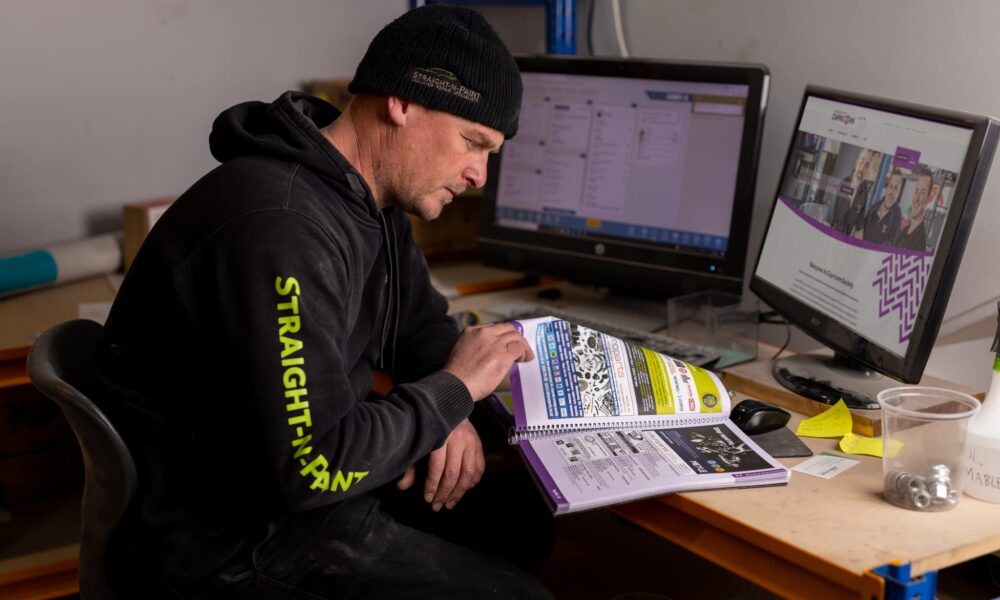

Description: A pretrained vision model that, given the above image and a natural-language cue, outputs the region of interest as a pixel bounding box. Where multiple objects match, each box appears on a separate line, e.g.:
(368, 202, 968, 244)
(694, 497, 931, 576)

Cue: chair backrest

(27, 319, 137, 600)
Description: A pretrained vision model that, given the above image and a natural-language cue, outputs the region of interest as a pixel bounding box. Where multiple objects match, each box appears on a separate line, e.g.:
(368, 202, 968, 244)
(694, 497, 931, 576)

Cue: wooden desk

(611, 406, 1000, 599)
(451, 279, 1000, 600)
(0, 277, 117, 389)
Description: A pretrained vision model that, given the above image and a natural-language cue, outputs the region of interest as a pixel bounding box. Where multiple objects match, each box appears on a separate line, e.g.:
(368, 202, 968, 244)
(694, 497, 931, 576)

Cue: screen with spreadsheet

(479, 57, 769, 298)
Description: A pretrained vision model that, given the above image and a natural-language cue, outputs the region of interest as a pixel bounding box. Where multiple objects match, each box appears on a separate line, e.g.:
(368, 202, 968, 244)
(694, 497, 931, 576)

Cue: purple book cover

(509, 320, 528, 431)
(517, 439, 568, 514)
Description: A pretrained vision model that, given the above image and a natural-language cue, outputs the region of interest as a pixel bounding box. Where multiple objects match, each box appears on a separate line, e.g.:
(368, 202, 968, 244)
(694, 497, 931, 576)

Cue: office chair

(27, 319, 136, 600)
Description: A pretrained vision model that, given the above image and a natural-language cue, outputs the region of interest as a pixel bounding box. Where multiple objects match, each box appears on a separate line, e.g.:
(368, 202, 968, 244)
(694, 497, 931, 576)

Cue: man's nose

(465, 154, 489, 189)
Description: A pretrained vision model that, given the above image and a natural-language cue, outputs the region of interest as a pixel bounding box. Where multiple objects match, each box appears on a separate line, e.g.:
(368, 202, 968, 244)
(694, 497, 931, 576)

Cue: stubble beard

(400, 192, 444, 221)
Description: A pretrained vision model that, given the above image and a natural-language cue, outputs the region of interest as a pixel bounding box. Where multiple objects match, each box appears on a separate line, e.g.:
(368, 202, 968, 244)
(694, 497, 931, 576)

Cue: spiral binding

(508, 415, 728, 443)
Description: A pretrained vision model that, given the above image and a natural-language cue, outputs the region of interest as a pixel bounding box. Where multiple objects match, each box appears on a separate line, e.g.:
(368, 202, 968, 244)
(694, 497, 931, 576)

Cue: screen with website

(494, 72, 749, 255)
(756, 96, 974, 357)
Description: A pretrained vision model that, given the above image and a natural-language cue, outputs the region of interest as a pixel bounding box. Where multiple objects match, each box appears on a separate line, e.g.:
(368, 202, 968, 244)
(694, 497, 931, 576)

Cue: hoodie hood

(209, 92, 374, 210)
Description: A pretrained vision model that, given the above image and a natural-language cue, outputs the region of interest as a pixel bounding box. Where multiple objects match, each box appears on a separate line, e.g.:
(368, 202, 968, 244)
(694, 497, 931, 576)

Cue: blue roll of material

(0, 234, 122, 296)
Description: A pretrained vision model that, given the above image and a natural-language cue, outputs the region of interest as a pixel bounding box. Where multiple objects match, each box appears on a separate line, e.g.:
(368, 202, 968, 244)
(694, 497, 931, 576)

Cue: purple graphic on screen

(873, 253, 932, 343)
(893, 147, 921, 171)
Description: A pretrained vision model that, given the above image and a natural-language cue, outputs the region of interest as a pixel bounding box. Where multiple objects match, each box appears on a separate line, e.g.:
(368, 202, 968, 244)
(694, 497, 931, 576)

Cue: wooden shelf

(0, 491, 80, 599)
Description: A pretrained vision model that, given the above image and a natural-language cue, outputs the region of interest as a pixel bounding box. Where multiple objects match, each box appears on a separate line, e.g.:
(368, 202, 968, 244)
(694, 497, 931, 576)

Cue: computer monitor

(752, 86, 999, 408)
(478, 56, 769, 299)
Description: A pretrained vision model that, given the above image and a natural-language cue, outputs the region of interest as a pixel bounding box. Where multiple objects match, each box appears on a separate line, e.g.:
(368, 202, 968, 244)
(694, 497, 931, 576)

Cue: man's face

(852, 150, 871, 186)
(910, 174, 932, 220)
(383, 104, 503, 220)
(884, 173, 902, 208)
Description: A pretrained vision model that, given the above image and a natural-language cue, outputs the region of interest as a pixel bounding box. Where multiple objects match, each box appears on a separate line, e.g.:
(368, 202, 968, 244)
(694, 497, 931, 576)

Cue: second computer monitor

(479, 56, 769, 298)
(753, 86, 999, 402)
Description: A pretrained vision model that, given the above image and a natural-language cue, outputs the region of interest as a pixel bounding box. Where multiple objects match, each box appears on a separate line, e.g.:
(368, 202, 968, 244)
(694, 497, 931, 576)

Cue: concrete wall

(585, 0, 999, 387)
(2, 1, 993, 387)
(0, 0, 407, 254)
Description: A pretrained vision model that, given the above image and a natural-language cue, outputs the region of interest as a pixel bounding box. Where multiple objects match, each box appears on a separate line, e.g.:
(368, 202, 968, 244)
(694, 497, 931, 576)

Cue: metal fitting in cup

(928, 480, 950, 504)
(926, 464, 955, 506)
(909, 485, 932, 509)
(878, 387, 980, 512)
(884, 471, 908, 496)
(928, 464, 951, 483)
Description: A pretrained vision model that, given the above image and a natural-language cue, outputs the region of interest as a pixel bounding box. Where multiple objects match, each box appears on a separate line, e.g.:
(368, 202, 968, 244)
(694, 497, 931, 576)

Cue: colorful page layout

(519, 419, 789, 514)
(509, 316, 730, 432)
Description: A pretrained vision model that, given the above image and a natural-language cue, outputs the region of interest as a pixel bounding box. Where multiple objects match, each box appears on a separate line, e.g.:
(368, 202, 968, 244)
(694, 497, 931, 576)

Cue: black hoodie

(96, 91, 472, 583)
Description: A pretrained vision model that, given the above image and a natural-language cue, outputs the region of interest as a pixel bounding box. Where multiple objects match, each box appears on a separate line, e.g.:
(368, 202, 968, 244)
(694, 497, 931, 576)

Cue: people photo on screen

(895, 168, 934, 252)
(859, 167, 904, 245)
(831, 147, 876, 234)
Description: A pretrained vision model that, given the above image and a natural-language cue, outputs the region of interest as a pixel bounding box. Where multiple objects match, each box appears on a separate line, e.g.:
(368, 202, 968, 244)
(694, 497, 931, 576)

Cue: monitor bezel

(750, 85, 999, 383)
(478, 55, 770, 298)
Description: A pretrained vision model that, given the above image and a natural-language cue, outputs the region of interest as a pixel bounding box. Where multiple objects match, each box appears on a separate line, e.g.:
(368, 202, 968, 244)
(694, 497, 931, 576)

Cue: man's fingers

(494, 329, 534, 361)
(444, 323, 534, 401)
(431, 443, 464, 510)
(445, 443, 485, 509)
(423, 449, 445, 503)
(397, 464, 416, 491)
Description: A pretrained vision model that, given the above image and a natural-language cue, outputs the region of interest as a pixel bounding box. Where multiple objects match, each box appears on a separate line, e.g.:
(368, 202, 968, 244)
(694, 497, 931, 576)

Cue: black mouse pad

(749, 426, 813, 458)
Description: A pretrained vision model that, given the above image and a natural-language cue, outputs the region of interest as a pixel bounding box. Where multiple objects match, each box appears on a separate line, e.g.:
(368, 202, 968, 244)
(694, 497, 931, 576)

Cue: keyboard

(498, 305, 722, 368)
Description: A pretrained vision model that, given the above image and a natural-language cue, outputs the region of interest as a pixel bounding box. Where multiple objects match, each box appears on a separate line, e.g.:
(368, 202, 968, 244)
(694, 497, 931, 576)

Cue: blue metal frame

(411, 0, 576, 55)
(872, 562, 938, 600)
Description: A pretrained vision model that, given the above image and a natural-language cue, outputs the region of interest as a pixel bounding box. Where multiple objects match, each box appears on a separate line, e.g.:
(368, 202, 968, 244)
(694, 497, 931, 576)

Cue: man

(895, 170, 933, 251)
(859, 167, 904, 245)
(96, 6, 552, 598)
(830, 148, 875, 234)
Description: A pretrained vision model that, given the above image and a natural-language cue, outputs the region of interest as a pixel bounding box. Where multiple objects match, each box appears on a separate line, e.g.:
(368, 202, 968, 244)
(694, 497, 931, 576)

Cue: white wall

(2, 1, 994, 384)
(585, 0, 1000, 386)
(0, 0, 407, 254)
(588, 0, 1000, 334)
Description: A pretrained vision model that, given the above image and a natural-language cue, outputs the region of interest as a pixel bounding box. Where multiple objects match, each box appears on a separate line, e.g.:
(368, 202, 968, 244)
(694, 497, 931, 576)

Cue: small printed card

(791, 452, 860, 479)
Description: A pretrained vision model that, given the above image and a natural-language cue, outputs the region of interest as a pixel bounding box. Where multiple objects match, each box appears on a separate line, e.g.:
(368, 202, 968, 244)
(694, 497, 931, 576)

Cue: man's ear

(386, 96, 410, 127)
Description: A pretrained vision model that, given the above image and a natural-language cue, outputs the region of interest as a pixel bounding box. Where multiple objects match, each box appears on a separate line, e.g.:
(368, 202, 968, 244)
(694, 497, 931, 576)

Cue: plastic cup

(878, 387, 980, 511)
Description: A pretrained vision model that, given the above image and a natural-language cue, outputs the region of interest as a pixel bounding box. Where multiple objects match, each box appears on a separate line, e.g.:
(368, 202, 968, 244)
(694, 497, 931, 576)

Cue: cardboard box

(122, 197, 174, 271)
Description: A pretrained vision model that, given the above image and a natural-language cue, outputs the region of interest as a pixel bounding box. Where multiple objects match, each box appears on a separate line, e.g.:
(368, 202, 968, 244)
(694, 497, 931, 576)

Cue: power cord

(586, 0, 596, 56)
(759, 310, 791, 361)
(611, 0, 630, 57)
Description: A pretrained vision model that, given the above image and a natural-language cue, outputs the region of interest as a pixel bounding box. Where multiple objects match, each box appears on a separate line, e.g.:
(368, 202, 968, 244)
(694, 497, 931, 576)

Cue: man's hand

(444, 323, 534, 401)
(396, 464, 417, 492)
(423, 419, 484, 511)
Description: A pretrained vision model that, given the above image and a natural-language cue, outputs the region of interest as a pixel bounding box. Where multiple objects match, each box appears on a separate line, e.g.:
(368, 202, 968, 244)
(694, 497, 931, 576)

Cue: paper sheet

(791, 452, 860, 479)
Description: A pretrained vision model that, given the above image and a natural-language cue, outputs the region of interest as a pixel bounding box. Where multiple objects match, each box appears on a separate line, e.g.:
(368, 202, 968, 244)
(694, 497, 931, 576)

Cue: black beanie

(349, 5, 522, 139)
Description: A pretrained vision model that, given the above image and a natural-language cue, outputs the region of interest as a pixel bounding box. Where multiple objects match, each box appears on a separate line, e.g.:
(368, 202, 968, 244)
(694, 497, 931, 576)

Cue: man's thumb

(397, 464, 416, 491)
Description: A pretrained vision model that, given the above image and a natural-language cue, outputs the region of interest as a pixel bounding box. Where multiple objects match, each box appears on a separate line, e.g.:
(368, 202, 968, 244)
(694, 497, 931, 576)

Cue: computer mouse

(731, 399, 791, 435)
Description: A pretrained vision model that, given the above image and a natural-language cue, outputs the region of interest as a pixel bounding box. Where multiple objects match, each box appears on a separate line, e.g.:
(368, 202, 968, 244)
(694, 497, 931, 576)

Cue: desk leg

(869, 562, 937, 600)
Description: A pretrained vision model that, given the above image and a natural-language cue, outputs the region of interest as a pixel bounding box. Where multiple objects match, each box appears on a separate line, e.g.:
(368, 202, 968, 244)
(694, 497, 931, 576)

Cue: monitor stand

(556, 291, 670, 333)
(771, 352, 894, 410)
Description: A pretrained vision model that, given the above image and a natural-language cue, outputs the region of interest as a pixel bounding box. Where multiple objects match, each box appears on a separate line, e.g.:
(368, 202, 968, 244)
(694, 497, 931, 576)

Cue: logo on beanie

(411, 67, 482, 104)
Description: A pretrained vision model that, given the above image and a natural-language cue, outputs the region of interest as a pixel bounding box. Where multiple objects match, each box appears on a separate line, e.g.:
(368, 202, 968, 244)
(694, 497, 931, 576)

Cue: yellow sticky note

(839, 433, 884, 457)
(796, 399, 853, 438)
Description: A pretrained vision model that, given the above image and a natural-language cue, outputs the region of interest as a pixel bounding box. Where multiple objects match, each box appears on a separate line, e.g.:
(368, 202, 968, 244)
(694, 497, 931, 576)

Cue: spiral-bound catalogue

(502, 316, 789, 515)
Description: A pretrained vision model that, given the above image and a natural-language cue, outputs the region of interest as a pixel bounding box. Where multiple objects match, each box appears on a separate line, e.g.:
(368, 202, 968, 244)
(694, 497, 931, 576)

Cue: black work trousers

(165, 408, 557, 599)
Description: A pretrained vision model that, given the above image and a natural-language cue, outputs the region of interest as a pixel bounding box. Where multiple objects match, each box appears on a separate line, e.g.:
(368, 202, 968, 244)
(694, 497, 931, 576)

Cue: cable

(759, 311, 792, 361)
(586, 0, 596, 56)
(770, 321, 792, 361)
(611, 0, 630, 58)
